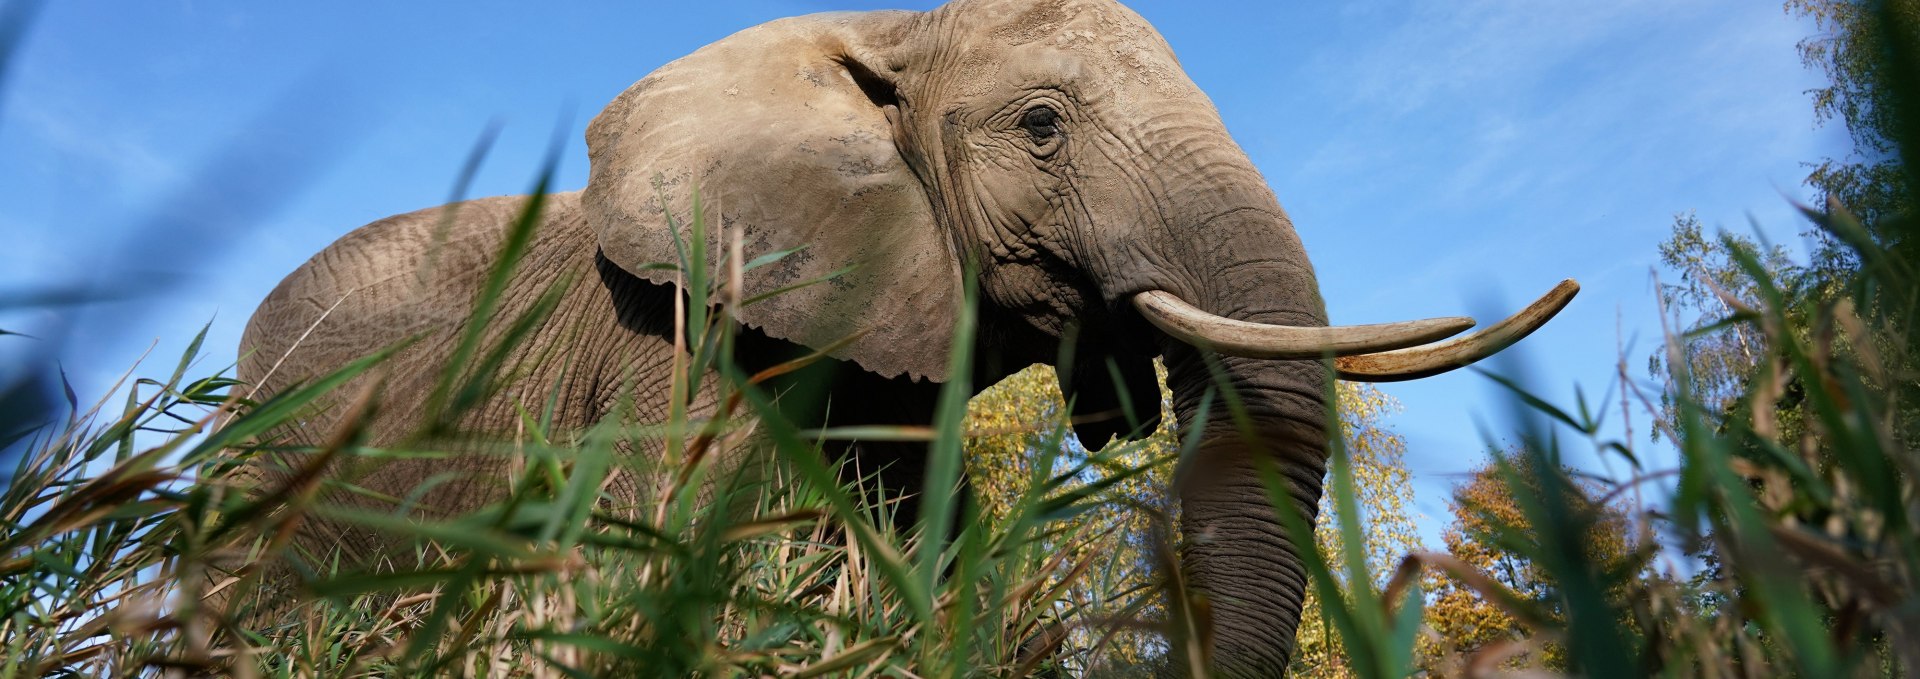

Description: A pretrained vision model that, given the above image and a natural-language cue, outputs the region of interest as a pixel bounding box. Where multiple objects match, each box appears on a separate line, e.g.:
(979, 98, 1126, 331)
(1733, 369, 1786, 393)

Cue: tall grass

(8, 155, 1919, 679)
(1266, 12, 1920, 678)
(0, 170, 1181, 676)
(7, 6, 1920, 675)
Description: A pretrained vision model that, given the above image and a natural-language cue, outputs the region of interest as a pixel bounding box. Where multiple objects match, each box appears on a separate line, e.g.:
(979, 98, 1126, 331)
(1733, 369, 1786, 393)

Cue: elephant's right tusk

(1333, 279, 1580, 382)
(1132, 290, 1475, 359)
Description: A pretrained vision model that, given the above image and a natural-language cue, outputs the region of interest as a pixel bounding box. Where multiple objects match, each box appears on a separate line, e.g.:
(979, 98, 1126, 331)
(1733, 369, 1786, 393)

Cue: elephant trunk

(1162, 341, 1328, 675)
(1096, 91, 1574, 675)
(1154, 205, 1333, 675)
(1133, 188, 1575, 676)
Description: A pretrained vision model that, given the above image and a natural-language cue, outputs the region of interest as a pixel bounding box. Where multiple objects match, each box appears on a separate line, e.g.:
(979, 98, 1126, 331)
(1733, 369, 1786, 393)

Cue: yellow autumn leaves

(961, 365, 1427, 672)
(960, 364, 1634, 674)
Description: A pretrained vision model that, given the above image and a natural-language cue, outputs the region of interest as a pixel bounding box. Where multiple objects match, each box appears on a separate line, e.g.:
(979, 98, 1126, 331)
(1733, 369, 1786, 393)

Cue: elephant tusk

(1333, 279, 1580, 382)
(1132, 290, 1476, 359)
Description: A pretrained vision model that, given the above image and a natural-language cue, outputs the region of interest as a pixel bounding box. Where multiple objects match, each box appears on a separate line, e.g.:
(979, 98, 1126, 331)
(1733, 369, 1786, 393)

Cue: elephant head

(579, 0, 1574, 672)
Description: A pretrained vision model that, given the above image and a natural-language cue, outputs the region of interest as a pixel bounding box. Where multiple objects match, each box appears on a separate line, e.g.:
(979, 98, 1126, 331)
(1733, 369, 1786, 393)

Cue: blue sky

(0, 1, 1838, 546)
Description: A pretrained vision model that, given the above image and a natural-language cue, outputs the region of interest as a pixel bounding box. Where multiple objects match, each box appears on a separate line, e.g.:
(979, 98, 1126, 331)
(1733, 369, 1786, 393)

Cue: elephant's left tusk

(1132, 290, 1475, 359)
(1334, 279, 1580, 382)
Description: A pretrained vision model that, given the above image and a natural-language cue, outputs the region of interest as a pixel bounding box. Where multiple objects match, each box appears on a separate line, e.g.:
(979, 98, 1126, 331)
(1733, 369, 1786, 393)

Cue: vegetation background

(2, 0, 1918, 677)
(0, 0, 1827, 549)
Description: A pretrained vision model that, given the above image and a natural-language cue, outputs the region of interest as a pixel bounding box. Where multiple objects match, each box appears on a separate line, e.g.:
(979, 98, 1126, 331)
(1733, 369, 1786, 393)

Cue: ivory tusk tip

(1436, 316, 1476, 334)
(1132, 290, 1475, 359)
(1335, 278, 1581, 382)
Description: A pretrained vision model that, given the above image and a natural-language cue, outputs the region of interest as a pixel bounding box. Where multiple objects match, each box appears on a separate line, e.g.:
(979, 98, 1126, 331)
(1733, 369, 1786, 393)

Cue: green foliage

(1418, 453, 1647, 675)
(963, 364, 1176, 674)
(0, 186, 1141, 677)
(1790, 0, 1920, 227)
(9, 4, 1920, 675)
(965, 366, 1427, 676)
(1259, 408, 1425, 679)
(1287, 385, 1426, 679)
(1362, 199, 1920, 674)
(1650, 212, 1801, 433)
(1383, 4, 1920, 673)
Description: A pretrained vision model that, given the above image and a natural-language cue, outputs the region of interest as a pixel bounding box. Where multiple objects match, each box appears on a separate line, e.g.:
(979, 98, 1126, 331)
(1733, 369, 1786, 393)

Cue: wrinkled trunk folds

(1156, 205, 1332, 676)
(1163, 340, 1328, 675)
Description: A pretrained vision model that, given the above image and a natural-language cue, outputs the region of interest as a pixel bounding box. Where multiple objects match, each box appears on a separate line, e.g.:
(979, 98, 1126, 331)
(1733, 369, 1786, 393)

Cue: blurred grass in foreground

(1275, 2, 1920, 676)
(9, 160, 1915, 675)
(0, 172, 1179, 676)
(7, 3, 1920, 676)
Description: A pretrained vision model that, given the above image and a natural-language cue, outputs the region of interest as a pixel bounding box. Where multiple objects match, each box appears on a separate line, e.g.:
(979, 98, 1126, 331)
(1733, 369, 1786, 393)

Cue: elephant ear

(584, 10, 959, 382)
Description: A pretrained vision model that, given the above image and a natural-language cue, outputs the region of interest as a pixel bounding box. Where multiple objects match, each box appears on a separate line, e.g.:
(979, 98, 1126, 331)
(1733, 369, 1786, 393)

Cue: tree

(1639, 6, 1920, 661)
(962, 366, 1424, 675)
(1782, 0, 1920, 451)
(1419, 454, 1639, 673)
(1789, 0, 1920, 230)
(1288, 384, 1425, 679)
(1648, 212, 1809, 442)
(964, 363, 1179, 673)
(1651, 206, 1919, 470)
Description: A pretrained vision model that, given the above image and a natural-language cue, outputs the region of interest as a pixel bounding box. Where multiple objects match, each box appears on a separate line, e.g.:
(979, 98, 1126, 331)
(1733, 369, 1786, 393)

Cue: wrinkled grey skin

(242, 0, 1331, 674)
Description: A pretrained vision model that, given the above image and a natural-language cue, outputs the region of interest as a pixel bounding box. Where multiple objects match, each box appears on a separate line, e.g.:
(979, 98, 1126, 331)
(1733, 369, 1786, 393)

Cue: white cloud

(6, 95, 183, 191)
(1319, 0, 1680, 117)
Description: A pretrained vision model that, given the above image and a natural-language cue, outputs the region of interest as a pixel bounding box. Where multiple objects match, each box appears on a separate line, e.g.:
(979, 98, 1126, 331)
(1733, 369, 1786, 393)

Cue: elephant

(234, 0, 1576, 674)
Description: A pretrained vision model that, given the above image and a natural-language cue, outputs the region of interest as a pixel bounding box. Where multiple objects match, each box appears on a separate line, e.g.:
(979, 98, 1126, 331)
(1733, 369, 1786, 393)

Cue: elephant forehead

(945, 0, 1161, 48)
(943, 0, 1189, 100)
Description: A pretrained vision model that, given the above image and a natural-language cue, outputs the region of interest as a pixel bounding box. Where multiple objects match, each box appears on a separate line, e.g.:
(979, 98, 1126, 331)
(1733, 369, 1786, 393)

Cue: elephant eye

(1021, 106, 1060, 139)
